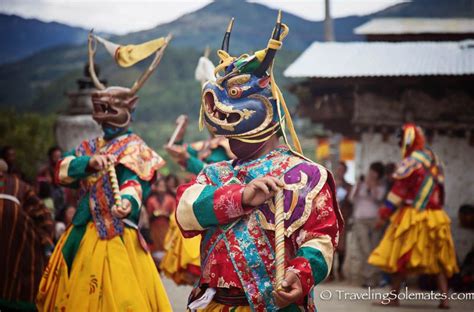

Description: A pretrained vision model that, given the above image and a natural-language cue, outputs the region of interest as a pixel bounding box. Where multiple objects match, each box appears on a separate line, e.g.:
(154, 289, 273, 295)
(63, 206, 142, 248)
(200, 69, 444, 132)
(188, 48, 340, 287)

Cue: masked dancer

(161, 50, 235, 286)
(369, 123, 458, 309)
(176, 12, 343, 311)
(36, 32, 173, 311)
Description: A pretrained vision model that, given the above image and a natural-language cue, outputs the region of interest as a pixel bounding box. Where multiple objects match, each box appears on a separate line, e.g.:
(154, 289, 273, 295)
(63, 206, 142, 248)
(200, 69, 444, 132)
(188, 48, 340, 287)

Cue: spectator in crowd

(38, 180, 55, 217)
(454, 204, 474, 292)
(380, 162, 397, 286)
(160, 172, 200, 285)
(384, 162, 397, 195)
(329, 161, 353, 281)
(54, 205, 76, 241)
(350, 161, 386, 287)
(146, 177, 176, 265)
(37, 146, 66, 214)
(1, 145, 24, 179)
(0, 158, 54, 311)
(165, 173, 180, 197)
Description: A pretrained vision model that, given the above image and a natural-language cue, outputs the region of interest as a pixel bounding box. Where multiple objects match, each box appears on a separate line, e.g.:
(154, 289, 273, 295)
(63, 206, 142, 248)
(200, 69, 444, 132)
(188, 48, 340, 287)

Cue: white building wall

(357, 132, 474, 260)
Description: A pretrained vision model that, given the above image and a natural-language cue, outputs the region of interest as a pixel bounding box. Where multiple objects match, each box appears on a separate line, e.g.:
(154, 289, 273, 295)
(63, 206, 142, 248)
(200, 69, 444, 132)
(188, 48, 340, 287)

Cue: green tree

(0, 109, 56, 181)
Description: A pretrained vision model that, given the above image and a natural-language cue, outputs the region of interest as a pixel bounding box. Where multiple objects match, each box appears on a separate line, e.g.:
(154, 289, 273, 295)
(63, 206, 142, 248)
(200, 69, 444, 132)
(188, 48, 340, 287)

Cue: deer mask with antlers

(88, 31, 172, 129)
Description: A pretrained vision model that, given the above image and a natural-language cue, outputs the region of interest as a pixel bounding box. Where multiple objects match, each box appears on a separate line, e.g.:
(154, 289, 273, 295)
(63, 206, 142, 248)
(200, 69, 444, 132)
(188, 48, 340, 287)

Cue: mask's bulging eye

(258, 76, 270, 88)
(228, 86, 242, 98)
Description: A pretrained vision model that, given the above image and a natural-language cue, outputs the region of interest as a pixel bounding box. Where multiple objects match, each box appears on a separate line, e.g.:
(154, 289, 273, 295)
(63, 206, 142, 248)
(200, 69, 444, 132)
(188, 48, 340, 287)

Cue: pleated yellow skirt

(368, 207, 459, 277)
(160, 213, 201, 285)
(36, 222, 172, 312)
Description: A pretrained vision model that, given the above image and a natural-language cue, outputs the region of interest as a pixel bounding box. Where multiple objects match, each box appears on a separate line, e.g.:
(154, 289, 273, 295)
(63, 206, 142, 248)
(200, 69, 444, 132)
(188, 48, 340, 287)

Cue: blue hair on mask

(103, 125, 126, 140)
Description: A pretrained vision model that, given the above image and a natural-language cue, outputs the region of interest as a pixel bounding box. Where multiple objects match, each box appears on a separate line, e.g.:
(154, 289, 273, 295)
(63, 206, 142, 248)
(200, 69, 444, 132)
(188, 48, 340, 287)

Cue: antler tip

(226, 17, 235, 32)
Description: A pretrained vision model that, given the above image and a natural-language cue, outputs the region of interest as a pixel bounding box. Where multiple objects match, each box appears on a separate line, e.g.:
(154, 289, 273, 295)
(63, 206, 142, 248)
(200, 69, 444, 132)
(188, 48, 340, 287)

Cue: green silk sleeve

(116, 166, 151, 223)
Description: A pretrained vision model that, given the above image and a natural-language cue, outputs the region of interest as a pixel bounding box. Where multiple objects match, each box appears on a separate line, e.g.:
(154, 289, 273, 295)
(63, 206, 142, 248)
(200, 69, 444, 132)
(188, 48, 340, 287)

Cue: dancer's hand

(89, 154, 116, 171)
(112, 198, 132, 218)
(165, 145, 189, 162)
(242, 176, 284, 207)
(272, 271, 304, 308)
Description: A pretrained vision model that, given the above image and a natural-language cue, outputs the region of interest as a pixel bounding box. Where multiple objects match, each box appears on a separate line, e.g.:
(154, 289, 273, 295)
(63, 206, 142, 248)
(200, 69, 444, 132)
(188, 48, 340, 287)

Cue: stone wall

(356, 132, 474, 260)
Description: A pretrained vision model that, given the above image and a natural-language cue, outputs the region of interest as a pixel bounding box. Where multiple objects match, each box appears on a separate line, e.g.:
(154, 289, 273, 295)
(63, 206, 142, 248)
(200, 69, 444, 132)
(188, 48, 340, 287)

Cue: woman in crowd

(350, 162, 386, 287)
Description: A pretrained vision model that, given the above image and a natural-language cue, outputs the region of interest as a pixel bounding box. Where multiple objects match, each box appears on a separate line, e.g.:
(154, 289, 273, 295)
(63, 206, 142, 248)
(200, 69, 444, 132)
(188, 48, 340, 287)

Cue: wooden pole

(324, 0, 335, 42)
(167, 115, 187, 147)
(274, 189, 285, 290)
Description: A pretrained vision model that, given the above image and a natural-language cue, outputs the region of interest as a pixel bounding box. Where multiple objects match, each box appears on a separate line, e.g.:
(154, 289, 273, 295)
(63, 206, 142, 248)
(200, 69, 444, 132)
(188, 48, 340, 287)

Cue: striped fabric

(176, 183, 246, 233)
(385, 191, 403, 212)
(414, 174, 435, 210)
(0, 175, 53, 308)
(297, 234, 334, 283)
(120, 179, 142, 210)
(55, 155, 90, 186)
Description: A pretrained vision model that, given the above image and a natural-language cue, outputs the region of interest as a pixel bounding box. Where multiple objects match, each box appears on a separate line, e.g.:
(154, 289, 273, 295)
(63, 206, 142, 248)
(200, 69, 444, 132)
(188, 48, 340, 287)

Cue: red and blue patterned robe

(176, 146, 343, 311)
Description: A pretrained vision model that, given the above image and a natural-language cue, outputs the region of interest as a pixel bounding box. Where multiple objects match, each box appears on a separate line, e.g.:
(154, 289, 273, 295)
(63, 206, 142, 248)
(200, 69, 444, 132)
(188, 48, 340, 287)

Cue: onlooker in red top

(146, 178, 176, 264)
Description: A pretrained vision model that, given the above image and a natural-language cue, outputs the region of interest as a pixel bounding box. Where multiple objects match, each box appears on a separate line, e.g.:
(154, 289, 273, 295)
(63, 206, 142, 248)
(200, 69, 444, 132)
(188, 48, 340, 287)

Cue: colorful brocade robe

(383, 148, 445, 215)
(179, 137, 234, 175)
(176, 146, 343, 311)
(55, 131, 164, 265)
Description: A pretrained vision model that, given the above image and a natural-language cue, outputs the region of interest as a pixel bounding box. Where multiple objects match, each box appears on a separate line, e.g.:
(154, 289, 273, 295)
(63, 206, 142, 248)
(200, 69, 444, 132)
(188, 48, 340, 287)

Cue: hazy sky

(0, 0, 407, 34)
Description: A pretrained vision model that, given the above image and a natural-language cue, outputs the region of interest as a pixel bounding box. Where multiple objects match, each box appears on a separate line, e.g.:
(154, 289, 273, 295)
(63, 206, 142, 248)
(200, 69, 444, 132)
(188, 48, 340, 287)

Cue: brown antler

(88, 30, 106, 90)
(129, 34, 172, 95)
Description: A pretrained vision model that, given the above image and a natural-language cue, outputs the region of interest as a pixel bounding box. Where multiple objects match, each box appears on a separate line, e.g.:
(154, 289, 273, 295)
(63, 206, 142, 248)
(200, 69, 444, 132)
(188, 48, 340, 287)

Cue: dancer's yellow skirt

(36, 222, 171, 311)
(368, 207, 458, 277)
(197, 301, 251, 312)
(160, 213, 201, 285)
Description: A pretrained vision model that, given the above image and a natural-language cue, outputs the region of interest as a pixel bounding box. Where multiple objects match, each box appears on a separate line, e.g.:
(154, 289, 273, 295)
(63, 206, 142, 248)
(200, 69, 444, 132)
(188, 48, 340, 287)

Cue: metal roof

(354, 18, 474, 35)
(284, 41, 474, 78)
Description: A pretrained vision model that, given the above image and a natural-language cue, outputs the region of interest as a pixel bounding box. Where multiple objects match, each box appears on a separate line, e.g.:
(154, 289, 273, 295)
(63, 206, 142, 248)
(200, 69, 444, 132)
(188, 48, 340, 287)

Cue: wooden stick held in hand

(167, 115, 187, 147)
(274, 189, 285, 290)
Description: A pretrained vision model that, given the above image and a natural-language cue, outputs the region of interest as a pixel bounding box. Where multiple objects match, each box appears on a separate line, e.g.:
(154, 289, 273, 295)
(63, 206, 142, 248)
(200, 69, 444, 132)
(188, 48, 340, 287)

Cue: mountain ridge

(1, 0, 473, 122)
(0, 13, 101, 65)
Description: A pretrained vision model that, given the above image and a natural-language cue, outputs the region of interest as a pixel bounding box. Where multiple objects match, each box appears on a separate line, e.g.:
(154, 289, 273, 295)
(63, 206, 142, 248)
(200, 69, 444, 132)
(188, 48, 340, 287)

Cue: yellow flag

(116, 37, 167, 68)
(95, 35, 167, 68)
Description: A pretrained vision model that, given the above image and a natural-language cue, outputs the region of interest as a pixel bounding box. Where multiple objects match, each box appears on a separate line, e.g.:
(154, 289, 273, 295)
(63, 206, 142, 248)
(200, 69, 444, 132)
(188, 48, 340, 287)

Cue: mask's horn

(253, 10, 282, 77)
(221, 17, 234, 53)
(88, 30, 106, 90)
